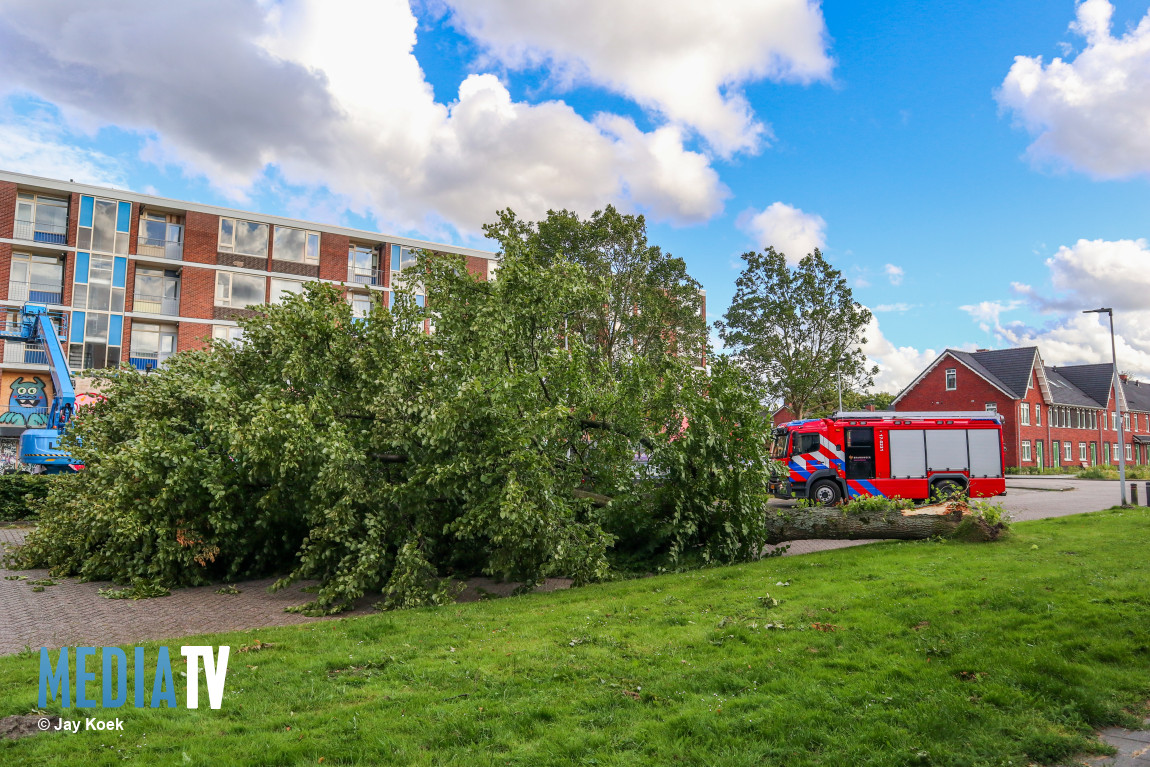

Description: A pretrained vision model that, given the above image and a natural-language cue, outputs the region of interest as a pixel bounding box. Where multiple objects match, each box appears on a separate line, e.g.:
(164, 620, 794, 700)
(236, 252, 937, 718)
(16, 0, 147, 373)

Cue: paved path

(0, 477, 1132, 656)
(1082, 717, 1150, 766)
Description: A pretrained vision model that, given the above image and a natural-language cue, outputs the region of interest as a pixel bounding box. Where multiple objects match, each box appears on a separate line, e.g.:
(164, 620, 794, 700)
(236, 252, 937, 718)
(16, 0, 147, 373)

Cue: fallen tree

(764, 497, 1009, 545)
(14, 207, 1003, 614)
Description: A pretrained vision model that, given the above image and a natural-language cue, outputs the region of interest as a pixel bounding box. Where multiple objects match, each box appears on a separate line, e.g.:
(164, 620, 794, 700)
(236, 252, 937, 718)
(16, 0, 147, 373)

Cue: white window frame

(269, 277, 308, 305)
(1020, 403, 1030, 426)
(1035, 405, 1041, 427)
(1064, 442, 1073, 461)
(1079, 442, 1087, 462)
(215, 271, 266, 309)
(272, 226, 320, 265)
(945, 368, 956, 390)
(218, 217, 270, 258)
(212, 325, 245, 343)
(1021, 440, 1031, 462)
(1125, 443, 1132, 461)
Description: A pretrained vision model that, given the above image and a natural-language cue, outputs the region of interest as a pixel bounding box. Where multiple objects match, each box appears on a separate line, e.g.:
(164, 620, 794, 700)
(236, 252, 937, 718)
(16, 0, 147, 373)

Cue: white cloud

(0, 0, 732, 235)
(958, 300, 1023, 334)
(974, 238, 1150, 378)
(883, 263, 903, 286)
(861, 313, 939, 394)
(739, 202, 826, 264)
(997, 0, 1150, 178)
(873, 303, 914, 313)
(0, 117, 125, 188)
(444, 0, 834, 157)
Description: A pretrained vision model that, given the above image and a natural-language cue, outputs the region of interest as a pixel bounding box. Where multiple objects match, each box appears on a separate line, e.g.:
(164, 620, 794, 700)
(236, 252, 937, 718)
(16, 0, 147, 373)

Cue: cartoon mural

(0, 374, 51, 427)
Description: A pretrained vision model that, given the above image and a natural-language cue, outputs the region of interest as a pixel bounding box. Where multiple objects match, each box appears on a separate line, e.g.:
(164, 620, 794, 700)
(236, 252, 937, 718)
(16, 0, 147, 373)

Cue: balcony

(12, 218, 67, 245)
(3, 341, 48, 365)
(347, 266, 384, 286)
(132, 292, 180, 316)
(8, 280, 64, 305)
(127, 350, 172, 372)
(137, 233, 184, 260)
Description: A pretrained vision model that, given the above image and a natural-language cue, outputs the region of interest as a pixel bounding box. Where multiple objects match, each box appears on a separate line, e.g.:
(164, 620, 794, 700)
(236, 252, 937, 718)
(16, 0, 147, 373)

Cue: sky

(2, 0, 1149, 393)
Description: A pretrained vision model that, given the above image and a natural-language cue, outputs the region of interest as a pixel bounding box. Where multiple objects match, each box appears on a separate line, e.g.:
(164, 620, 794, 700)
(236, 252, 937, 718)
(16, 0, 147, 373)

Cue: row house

(0, 170, 501, 467)
(892, 346, 1150, 470)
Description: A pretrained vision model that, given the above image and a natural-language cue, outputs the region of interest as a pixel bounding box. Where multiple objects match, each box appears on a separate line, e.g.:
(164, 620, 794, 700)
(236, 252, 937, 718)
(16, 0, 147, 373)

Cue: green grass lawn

(3, 508, 1149, 767)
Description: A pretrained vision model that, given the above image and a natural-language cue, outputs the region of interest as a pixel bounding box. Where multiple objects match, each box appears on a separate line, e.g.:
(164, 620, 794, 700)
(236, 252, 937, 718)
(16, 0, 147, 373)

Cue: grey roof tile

(950, 347, 1039, 400)
(1044, 366, 1102, 408)
(1052, 363, 1115, 409)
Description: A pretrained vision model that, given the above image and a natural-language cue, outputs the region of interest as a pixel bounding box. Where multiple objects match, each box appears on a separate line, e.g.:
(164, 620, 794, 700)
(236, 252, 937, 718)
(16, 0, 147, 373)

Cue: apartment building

(893, 346, 1150, 470)
(0, 170, 499, 465)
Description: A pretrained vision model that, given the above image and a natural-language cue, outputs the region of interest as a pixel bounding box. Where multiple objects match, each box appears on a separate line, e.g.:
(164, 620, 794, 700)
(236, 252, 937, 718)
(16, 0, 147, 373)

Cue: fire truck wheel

(930, 479, 965, 500)
(810, 480, 842, 506)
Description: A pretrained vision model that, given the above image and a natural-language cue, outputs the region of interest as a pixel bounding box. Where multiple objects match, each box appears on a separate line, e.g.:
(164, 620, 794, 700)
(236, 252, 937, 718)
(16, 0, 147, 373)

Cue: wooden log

(764, 501, 965, 545)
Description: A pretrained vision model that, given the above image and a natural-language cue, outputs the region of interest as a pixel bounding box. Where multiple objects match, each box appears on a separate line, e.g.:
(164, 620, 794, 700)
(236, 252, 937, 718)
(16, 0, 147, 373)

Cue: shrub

(0, 473, 52, 522)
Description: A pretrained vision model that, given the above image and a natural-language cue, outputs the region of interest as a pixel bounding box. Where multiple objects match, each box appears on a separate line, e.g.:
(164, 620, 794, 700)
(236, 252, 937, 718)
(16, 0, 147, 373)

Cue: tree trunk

(764, 502, 964, 545)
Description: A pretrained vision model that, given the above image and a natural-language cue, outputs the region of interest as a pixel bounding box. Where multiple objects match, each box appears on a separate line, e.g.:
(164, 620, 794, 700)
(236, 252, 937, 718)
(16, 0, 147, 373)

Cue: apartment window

(273, 226, 320, 265)
(76, 196, 130, 254)
(349, 294, 373, 319)
(944, 368, 956, 390)
(1123, 413, 1130, 431)
(68, 250, 126, 369)
(1020, 403, 1030, 425)
(218, 217, 269, 258)
(129, 322, 177, 371)
(138, 212, 184, 259)
(1079, 442, 1087, 462)
(133, 268, 180, 315)
(15, 192, 68, 244)
(1125, 443, 1132, 461)
(1021, 440, 1031, 462)
(348, 244, 381, 285)
(985, 402, 997, 414)
(215, 272, 266, 308)
(1090, 411, 1097, 430)
(487, 259, 500, 282)
(8, 253, 63, 304)
(1112, 412, 1118, 430)
(269, 278, 307, 304)
(391, 245, 419, 274)
(1035, 405, 1041, 427)
(212, 325, 245, 344)
(1064, 442, 1073, 461)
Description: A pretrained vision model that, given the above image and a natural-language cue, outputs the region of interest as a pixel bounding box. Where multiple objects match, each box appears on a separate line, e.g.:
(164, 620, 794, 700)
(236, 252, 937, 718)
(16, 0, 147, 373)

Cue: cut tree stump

(765, 500, 968, 545)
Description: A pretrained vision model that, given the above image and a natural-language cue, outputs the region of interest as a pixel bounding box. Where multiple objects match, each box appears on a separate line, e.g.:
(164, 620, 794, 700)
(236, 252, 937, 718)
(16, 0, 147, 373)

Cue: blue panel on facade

(79, 196, 94, 228)
(117, 201, 131, 233)
(75, 252, 90, 283)
(70, 312, 85, 343)
(108, 314, 123, 346)
(112, 257, 127, 287)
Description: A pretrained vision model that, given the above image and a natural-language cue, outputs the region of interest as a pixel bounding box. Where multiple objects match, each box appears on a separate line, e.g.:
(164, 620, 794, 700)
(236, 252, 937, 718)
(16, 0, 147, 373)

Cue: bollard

(1145, 481, 1150, 507)
(1134, 483, 1140, 507)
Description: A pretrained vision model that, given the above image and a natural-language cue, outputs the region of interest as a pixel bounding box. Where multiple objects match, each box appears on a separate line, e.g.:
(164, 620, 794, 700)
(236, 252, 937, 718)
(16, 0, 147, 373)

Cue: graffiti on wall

(0, 374, 52, 427)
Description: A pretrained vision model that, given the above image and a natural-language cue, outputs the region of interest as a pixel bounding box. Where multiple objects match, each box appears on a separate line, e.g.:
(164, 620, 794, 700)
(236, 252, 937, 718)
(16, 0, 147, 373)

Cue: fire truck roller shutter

(888, 429, 926, 478)
(926, 429, 969, 473)
(967, 429, 1003, 478)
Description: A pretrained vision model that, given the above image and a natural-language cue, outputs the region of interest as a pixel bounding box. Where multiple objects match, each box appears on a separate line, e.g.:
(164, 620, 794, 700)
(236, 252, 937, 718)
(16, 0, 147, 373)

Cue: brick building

(892, 346, 1150, 470)
(0, 169, 503, 467)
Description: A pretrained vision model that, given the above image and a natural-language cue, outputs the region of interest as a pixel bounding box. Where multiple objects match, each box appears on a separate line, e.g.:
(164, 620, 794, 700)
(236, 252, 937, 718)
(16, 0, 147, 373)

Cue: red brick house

(892, 347, 1150, 470)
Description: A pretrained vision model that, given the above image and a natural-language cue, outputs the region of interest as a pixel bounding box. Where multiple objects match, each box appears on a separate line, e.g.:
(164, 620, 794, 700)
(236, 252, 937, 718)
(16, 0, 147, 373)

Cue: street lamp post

(1083, 307, 1127, 506)
(835, 356, 846, 415)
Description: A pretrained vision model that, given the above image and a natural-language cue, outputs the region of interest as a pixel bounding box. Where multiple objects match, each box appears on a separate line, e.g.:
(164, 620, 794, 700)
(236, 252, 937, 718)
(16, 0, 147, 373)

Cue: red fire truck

(770, 411, 1006, 504)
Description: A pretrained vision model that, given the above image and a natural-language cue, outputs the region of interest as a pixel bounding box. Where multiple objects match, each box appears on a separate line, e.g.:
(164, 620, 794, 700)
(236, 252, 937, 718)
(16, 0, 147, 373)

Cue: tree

(716, 248, 877, 419)
(18, 209, 766, 614)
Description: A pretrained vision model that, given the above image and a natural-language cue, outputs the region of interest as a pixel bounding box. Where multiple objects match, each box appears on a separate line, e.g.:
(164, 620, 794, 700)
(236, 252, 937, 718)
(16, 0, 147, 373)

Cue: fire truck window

(792, 433, 820, 456)
(845, 427, 876, 479)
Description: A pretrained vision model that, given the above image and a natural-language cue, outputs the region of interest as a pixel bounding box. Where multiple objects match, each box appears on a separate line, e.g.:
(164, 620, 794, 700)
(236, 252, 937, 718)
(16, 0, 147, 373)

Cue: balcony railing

(348, 267, 384, 286)
(137, 235, 184, 260)
(128, 350, 173, 372)
(132, 292, 180, 316)
(7, 281, 64, 305)
(3, 341, 48, 365)
(13, 218, 67, 245)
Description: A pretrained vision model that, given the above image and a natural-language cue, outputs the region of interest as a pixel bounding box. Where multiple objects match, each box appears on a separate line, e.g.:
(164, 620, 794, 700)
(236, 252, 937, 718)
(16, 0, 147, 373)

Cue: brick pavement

(0, 477, 1127, 655)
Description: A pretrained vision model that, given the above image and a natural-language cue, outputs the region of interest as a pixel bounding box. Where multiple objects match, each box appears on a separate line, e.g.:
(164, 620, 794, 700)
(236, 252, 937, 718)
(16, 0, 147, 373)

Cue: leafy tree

(18, 210, 768, 613)
(716, 247, 877, 419)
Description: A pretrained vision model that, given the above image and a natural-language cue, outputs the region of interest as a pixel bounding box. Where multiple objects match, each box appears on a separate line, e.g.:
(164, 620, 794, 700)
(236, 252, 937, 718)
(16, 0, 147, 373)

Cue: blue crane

(0, 304, 78, 472)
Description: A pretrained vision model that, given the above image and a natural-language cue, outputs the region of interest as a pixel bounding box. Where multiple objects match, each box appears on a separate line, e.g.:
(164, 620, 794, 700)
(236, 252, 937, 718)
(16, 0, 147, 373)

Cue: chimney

(976, 349, 990, 352)
(865, 404, 876, 412)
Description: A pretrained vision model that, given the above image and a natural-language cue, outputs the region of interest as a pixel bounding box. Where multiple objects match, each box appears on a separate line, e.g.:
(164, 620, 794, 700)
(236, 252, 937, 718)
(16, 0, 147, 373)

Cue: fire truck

(770, 411, 1005, 504)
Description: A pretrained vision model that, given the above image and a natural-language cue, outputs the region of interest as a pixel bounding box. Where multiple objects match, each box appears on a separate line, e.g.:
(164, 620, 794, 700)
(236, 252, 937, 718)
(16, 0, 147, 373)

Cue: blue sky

(2, 0, 1149, 390)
